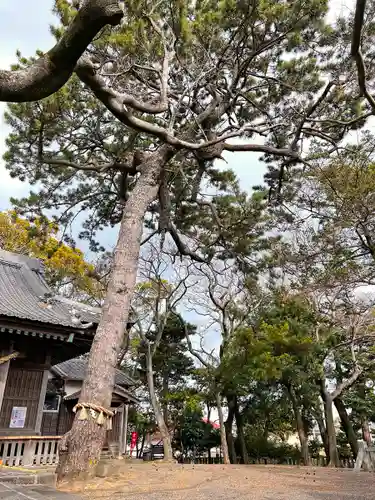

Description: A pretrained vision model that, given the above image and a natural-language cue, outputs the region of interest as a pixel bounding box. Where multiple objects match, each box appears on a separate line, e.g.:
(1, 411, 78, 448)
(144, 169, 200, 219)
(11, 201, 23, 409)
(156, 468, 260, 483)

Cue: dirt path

(60, 462, 375, 500)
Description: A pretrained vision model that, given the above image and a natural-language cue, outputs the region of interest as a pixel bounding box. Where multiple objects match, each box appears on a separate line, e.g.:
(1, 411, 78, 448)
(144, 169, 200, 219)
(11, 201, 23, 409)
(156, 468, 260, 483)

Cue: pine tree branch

(119, 94, 169, 114)
(0, 0, 123, 102)
(295, 81, 335, 146)
(76, 58, 300, 159)
(158, 176, 209, 263)
(246, 72, 295, 91)
(351, 0, 375, 112)
(306, 112, 373, 127)
(41, 157, 125, 172)
(168, 225, 208, 263)
(331, 365, 362, 400)
(194, 200, 223, 229)
(352, 0, 367, 58)
(143, 13, 174, 113)
(141, 230, 158, 246)
(223, 143, 298, 157)
(301, 127, 341, 148)
(231, 29, 298, 90)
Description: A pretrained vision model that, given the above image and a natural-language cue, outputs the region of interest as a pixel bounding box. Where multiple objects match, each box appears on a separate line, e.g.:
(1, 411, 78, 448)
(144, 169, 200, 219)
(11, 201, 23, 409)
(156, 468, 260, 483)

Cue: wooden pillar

(35, 369, 49, 435)
(0, 348, 11, 413)
(122, 403, 129, 455)
(118, 407, 125, 456)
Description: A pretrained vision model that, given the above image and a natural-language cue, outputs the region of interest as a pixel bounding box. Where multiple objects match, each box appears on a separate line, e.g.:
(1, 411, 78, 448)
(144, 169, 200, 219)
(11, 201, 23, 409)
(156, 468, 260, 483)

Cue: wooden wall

(0, 366, 43, 434)
(41, 402, 74, 436)
(106, 410, 122, 445)
(0, 349, 125, 445)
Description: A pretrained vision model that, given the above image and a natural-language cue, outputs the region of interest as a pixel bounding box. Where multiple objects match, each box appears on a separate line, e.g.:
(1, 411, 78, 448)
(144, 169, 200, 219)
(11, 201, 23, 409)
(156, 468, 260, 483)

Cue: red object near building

(202, 418, 220, 429)
(130, 431, 138, 452)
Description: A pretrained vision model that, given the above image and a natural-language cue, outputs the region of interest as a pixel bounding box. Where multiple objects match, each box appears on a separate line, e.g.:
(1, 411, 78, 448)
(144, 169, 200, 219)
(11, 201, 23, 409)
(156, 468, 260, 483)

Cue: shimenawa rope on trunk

(73, 402, 115, 430)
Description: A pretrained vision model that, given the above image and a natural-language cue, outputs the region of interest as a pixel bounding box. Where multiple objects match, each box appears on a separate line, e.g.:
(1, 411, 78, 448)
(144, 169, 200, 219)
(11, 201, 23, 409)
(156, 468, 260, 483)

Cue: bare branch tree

(131, 244, 194, 461)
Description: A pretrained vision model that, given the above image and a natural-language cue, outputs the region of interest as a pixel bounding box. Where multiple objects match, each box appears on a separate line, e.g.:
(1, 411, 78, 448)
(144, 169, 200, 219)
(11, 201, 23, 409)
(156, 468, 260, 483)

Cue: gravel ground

(61, 462, 375, 500)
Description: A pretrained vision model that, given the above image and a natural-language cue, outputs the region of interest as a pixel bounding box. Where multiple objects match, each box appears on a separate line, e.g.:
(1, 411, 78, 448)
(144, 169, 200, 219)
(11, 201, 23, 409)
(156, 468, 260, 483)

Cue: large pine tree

(3, 0, 372, 479)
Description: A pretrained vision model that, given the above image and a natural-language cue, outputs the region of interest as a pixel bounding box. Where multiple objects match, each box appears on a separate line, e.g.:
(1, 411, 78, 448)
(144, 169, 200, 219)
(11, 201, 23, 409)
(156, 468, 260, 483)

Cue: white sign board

(9, 406, 27, 428)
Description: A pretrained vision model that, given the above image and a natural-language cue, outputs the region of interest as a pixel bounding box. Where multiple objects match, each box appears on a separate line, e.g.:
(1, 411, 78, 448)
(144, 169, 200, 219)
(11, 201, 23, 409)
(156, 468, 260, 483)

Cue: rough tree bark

(215, 391, 230, 465)
(334, 397, 358, 459)
(145, 344, 173, 461)
(234, 399, 249, 464)
(314, 409, 330, 460)
(225, 395, 237, 464)
(286, 384, 310, 466)
(0, 0, 123, 102)
(320, 389, 341, 467)
(56, 149, 169, 481)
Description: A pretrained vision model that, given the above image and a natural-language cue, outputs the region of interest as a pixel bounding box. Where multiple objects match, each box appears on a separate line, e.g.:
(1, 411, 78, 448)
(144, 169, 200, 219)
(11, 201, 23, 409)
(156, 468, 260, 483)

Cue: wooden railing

(0, 436, 61, 466)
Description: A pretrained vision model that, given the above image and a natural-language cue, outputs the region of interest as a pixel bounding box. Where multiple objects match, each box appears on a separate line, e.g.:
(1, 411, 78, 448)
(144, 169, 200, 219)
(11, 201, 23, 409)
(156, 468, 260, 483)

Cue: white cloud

(327, 0, 355, 22)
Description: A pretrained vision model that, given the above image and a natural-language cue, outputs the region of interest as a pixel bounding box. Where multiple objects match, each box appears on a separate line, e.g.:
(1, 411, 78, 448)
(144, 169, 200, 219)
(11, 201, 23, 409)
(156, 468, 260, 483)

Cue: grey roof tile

(0, 249, 100, 328)
(51, 357, 137, 387)
(64, 385, 139, 403)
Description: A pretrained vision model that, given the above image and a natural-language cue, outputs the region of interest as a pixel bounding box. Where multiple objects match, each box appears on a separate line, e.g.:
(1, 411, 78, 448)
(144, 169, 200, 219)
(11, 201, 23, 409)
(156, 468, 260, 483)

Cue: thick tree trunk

(225, 396, 237, 464)
(334, 397, 358, 458)
(56, 152, 166, 481)
(162, 373, 169, 425)
(138, 433, 146, 458)
(146, 345, 173, 461)
(234, 399, 248, 464)
(287, 384, 310, 466)
(314, 409, 330, 460)
(215, 391, 230, 464)
(323, 396, 341, 467)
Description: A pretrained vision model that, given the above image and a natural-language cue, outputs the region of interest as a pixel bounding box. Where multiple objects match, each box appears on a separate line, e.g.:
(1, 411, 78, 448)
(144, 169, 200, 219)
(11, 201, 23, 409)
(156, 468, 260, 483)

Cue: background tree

(0, 210, 103, 300)
(221, 293, 323, 466)
(345, 377, 375, 446)
(131, 246, 195, 460)
(173, 403, 221, 463)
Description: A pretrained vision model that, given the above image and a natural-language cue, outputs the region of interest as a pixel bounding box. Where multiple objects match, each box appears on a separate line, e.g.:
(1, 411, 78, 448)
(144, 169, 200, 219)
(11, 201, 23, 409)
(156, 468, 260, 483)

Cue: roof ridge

(51, 356, 137, 386)
(55, 295, 101, 314)
(0, 259, 22, 269)
(0, 249, 44, 273)
(0, 250, 100, 328)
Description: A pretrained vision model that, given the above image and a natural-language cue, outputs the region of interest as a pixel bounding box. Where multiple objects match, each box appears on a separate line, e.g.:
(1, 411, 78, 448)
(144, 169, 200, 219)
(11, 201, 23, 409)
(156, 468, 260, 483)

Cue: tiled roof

(64, 385, 139, 403)
(0, 249, 100, 329)
(51, 357, 137, 387)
